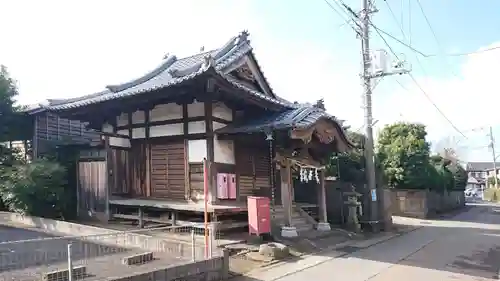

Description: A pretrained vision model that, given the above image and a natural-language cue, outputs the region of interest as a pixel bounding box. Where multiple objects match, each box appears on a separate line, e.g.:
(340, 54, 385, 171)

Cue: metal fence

(0, 224, 221, 281)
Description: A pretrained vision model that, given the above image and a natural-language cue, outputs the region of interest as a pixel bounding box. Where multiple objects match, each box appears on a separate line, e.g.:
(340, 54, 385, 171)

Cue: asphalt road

(243, 202, 500, 281)
(0, 225, 187, 281)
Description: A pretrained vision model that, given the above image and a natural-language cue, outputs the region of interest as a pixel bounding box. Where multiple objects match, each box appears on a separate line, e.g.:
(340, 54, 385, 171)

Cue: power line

(355, 6, 467, 140)
(370, 22, 400, 60)
(337, 1, 499, 59)
(384, 0, 405, 39)
(414, 0, 461, 79)
(366, 25, 500, 59)
(322, 0, 360, 33)
(376, 2, 466, 139)
(370, 25, 429, 57)
(395, 76, 467, 139)
(380, 0, 432, 79)
(444, 46, 500, 57)
(407, 0, 411, 46)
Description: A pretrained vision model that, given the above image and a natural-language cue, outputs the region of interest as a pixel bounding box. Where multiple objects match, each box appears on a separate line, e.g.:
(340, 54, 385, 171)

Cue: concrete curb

(232, 225, 423, 280)
(0, 212, 120, 236)
(0, 212, 194, 256)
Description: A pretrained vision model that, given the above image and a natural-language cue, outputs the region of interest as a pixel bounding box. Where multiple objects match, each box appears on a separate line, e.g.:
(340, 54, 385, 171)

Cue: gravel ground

(0, 225, 190, 281)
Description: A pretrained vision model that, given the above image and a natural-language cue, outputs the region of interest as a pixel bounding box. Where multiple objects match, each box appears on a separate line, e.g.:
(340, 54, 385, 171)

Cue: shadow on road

(232, 201, 500, 280)
(342, 202, 500, 280)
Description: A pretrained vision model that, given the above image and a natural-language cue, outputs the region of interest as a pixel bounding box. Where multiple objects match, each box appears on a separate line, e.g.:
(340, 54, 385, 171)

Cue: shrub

(0, 158, 68, 219)
(376, 123, 431, 189)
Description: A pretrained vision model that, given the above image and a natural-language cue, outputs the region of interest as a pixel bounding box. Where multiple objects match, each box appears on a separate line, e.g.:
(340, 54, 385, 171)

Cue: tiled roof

(30, 31, 287, 112)
(466, 162, 500, 171)
(215, 106, 352, 146)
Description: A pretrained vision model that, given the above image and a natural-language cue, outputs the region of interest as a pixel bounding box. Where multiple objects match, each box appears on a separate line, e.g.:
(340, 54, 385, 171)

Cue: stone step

(272, 210, 303, 216)
(295, 226, 314, 233)
(272, 216, 304, 223)
(274, 219, 315, 231)
(274, 212, 311, 220)
(296, 224, 314, 232)
(272, 207, 317, 234)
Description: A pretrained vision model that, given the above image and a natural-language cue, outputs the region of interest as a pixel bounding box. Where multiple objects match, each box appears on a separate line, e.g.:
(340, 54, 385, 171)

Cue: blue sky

(1, 0, 499, 162)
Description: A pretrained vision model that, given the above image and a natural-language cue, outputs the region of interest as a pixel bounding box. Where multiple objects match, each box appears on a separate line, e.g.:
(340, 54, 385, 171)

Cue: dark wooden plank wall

(254, 151, 271, 196)
(150, 141, 185, 200)
(109, 148, 130, 195)
(130, 140, 149, 196)
(35, 112, 101, 156)
(151, 143, 169, 197)
(235, 140, 271, 200)
(78, 160, 107, 214)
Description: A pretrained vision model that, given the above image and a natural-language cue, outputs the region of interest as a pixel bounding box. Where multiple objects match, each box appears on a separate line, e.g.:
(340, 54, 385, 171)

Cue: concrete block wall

(0, 212, 206, 259)
(108, 252, 229, 281)
(389, 189, 465, 219)
(0, 211, 231, 280)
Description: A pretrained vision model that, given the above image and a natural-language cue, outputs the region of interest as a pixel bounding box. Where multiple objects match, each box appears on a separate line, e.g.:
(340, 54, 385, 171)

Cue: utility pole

(489, 126, 498, 188)
(356, 0, 410, 229)
(360, 0, 379, 228)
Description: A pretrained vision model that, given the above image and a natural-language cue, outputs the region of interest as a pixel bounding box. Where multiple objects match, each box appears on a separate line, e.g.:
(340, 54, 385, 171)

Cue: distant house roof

(466, 162, 500, 171)
(25, 31, 294, 114)
(216, 106, 353, 147)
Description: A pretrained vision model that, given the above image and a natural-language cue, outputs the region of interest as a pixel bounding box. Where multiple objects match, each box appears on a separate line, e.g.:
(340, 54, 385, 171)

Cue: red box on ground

(247, 196, 271, 235)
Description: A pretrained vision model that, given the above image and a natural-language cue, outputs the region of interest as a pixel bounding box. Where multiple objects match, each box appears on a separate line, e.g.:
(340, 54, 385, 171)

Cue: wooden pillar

(280, 158, 297, 237)
(104, 135, 112, 221)
(317, 170, 331, 231)
(182, 103, 190, 200)
(204, 101, 215, 204)
(280, 159, 292, 226)
(144, 108, 152, 197)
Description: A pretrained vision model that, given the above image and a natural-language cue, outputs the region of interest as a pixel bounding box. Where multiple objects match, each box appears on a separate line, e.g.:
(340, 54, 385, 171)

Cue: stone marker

(258, 242, 290, 260)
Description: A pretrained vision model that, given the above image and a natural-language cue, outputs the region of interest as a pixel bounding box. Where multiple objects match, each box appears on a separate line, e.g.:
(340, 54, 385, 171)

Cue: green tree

(328, 130, 365, 183)
(0, 65, 22, 141)
(0, 158, 68, 218)
(429, 155, 454, 192)
(376, 122, 432, 189)
(448, 162, 467, 191)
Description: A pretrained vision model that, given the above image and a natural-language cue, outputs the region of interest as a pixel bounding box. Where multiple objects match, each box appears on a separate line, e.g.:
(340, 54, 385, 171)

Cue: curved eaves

(292, 108, 356, 149)
(317, 116, 357, 149)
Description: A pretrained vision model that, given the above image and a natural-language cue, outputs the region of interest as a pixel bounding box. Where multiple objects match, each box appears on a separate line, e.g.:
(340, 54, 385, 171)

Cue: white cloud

(375, 42, 500, 160)
(0, 0, 260, 103)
